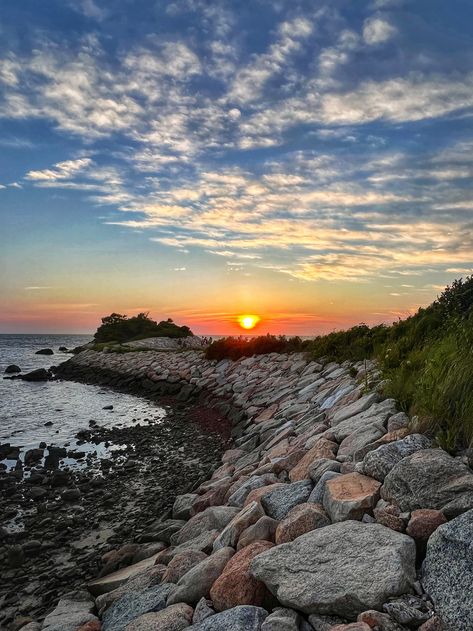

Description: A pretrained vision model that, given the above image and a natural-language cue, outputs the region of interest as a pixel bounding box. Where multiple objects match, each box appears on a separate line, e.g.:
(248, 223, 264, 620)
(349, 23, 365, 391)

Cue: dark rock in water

(0, 443, 21, 459)
(44, 421, 53, 426)
(5, 364, 21, 374)
(101, 583, 175, 631)
(58, 346, 68, 352)
(35, 348, 54, 355)
(422, 508, 473, 630)
(24, 448, 44, 466)
(103, 405, 114, 410)
(21, 368, 51, 382)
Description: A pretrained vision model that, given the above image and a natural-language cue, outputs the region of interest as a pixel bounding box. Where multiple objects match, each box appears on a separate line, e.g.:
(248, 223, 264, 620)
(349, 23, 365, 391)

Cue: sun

(238, 314, 260, 330)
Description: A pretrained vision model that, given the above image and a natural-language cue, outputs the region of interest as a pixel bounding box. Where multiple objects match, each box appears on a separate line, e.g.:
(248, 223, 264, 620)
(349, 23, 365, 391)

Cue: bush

(205, 335, 308, 361)
(94, 313, 193, 343)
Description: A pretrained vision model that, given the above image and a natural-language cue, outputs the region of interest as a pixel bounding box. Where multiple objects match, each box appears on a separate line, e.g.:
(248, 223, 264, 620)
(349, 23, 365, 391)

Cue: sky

(1, 0, 472, 335)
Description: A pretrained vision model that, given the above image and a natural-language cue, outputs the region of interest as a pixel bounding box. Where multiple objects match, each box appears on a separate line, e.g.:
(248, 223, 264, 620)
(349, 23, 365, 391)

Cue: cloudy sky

(1, 0, 472, 334)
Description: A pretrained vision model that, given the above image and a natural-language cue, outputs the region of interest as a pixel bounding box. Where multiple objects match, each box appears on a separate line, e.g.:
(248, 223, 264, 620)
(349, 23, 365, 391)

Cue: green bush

(94, 313, 193, 343)
(205, 334, 309, 361)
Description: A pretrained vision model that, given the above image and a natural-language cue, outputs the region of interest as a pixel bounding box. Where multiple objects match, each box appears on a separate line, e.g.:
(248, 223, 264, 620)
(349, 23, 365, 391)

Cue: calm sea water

(0, 334, 167, 469)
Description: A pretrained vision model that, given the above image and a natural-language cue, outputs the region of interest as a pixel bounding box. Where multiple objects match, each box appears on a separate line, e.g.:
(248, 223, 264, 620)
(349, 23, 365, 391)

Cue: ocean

(0, 334, 167, 469)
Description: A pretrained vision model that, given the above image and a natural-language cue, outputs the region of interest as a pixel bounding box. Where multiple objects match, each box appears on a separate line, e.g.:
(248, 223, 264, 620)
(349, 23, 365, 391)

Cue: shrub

(205, 335, 308, 361)
(94, 313, 193, 343)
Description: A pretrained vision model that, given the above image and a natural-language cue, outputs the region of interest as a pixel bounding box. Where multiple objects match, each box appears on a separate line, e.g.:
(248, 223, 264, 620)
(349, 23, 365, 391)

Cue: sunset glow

(238, 315, 260, 330)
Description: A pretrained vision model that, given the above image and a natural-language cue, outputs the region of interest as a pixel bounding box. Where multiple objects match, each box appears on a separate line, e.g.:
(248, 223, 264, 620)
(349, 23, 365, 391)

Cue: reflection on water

(0, 334, 166, 470)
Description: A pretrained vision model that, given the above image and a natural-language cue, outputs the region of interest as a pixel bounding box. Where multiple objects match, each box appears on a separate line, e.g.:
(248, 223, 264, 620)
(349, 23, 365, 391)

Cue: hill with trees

(94, 313, 193, 343)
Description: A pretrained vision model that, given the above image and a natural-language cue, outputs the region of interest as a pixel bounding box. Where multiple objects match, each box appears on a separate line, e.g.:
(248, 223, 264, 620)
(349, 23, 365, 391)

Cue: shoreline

(0, 374, 232, 627)
(3, 347, 473, 630)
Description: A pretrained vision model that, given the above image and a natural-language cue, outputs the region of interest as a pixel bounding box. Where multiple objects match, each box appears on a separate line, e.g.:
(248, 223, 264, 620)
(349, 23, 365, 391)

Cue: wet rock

(172, 506, 240, 546)
(162, 550, 208, 584)
(261, 480, 313, 520)
(125, 603, 193, 631)
(28, 487, 48, 501)
(190, 605, 268, 630)
(323, 473, 381, 522)
(250, 521, 416, 618)
(167, 547, 235, 606)
(5, 364, 21, 373)
(261, 607, 301, 630)
(35, 348, 54, 355)
(237, 516, 279, 550)
(275, 503, 330, 544)
(22, 368, 51, 381)
(361, 435, 432, 482)
(103, 405, 114, 410)
(0, 442, 20, 459)
(213, 501, 264, 551)
(210, 541, 274, 611)
(99, 544, 141, 578)
(381, 449, 473, 516)
(101, 583, 175, 631)
(422, 508, 473, 630)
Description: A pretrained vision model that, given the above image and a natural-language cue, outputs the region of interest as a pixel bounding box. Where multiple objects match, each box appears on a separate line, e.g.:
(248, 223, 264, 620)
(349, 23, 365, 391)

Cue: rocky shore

(4, 348, 473, 630)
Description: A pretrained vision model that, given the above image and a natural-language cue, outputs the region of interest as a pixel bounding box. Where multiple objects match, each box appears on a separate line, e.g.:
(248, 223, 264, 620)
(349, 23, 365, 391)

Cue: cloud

(25, 158, 92, 181)
(24, 286, 54, 290)
(363, 17, 397, 45)
(228, 16, 313, 104)
(77, 0, 107, 20)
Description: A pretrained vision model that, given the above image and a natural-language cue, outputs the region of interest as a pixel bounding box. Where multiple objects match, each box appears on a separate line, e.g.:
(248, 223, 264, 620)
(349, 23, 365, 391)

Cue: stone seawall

(28, 349, 473, 631)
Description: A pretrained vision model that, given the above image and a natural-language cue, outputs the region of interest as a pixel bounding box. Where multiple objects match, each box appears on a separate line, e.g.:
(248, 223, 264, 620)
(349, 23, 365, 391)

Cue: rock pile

(16, 348, 473, 630)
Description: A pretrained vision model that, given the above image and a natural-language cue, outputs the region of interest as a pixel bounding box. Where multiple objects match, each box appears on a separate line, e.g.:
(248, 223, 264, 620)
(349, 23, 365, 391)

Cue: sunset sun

(238, 314, 260, 330)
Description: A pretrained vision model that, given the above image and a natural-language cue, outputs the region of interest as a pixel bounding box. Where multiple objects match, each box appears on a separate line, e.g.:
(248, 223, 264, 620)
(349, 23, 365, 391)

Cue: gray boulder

(190, 605, 268, 630)
(102, 583, 174, 631)
(308, 471, 341, 504)
(42, 590, 98, 631)
(173, 493, 198, 520)
(422, 509, 473, 630)
(308, 459, 341, 485)
(167, 547, 234, 606)
(261, 607, 301, 630)
(228, 476, 277, 508)
(362, 434, 431, 482)
(250, 521, 416, 618)
(330, 393, 379, 425)
(261, 480, 313, 520)
(171, 506, 240, 545)
(381, 448, 473, 515)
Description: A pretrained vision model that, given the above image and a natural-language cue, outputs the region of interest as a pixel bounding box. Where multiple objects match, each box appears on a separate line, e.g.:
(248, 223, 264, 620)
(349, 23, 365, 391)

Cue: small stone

(192, 598, 215, 624)
(167, 547, 234, 606)
(237, 516, 279, 550)
(323, 473, 381, 522)
(210, 541, 274, 611)
(289, 439, 338, 482)
(189, 605, 268, 630)
(62, 488, 82, 502)
(275, 503, 330, 544)
(261, 480, 313, 520)
(406, 509, 446, 542)
(124, 603, 193, 631)
(162, 550, 208, 584)
(261, 607, 301, 630)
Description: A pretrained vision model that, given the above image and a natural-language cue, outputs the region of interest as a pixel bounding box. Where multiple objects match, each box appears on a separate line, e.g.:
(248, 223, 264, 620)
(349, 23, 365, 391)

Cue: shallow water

(0, 334, 167, 469)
